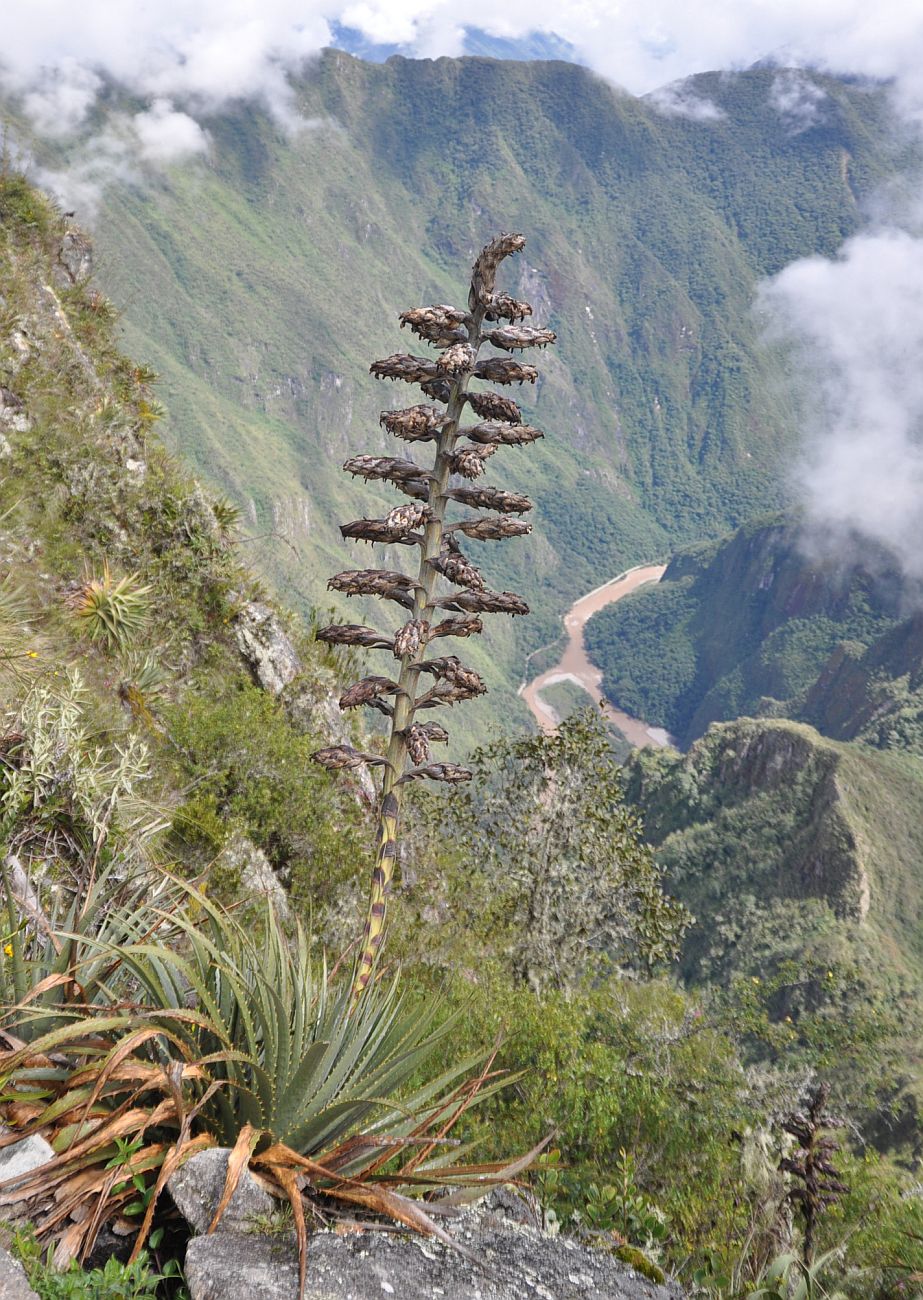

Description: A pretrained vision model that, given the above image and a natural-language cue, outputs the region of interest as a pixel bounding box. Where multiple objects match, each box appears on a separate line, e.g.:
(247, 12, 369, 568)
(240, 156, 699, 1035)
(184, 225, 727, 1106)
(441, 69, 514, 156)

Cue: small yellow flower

(751, 976, 760, 985)
(3, 943, 12, 958)
(27, 650, 38, 659)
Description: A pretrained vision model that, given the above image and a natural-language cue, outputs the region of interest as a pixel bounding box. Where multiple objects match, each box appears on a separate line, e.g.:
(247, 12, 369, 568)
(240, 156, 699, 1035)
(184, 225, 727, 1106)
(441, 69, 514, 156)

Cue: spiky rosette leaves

(465, 390, 522, 423)
(431, 614, 483, 640)
(315, 624, 394, 650)
(328, 570, 418, 608)
(370, 354, 439, 385)
(448, 517, 533, 541)
(339, 676, 402, 711)
(449, 486, 532, 514)
(340, 519, 422, 546)
(469, 233, 526, 308)
(399, 305, 469, 345)
(393, 618, 429, 660)
(461, 421, 544, 447)
(431, 546, 486, 591)
(483, 293, 533, 322)
(449, 445, 496, 479)
(68, 563, 151, 652)
(436, 589, 530, 616)
(312, 745, 389, 771)
(380, 405, 444, 442)
(484, 326, 556, 351)
(397, 763, 472, 785)
(473, 358, 538, 386)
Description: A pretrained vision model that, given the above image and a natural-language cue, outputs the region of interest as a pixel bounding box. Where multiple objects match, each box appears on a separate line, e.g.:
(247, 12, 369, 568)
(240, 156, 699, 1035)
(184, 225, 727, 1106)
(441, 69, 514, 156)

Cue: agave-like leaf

(465, 390, 522, 423)
(448, 517, 532, 541)
(314, 624, 394, 650)
(483, 326, 556, 351)
(435, 590, 530, 616)
(460, 421, 543, 447)
(448, 486, 532, 514)
(370, 354, 439, 385)
(472, 358, 538, 386)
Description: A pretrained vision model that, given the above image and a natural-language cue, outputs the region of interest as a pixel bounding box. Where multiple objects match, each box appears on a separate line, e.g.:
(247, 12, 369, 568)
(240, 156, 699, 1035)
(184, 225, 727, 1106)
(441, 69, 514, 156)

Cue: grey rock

(235, 602, 301, 696)
(0, 434, 11, 460)
(168, 1148, 276, 1236)
(0, 1245, 39, 1300)
(56, 230, 93, 285)
(183, 1191, 684, 1300)
(217, 832, 290, 923)
(285, 675, 375, 804)
(0, 1133, 55, 1190)
(0, 388, 29, 434)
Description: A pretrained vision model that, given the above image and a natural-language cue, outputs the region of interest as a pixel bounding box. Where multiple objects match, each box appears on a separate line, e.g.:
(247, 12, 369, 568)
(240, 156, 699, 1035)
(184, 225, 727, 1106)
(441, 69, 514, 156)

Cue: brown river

(518, 564, 673, 748)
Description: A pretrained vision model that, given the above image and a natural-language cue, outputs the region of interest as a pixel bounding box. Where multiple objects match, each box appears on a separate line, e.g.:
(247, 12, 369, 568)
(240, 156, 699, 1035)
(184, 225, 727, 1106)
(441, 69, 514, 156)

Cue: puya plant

(312, 233, 554, 996)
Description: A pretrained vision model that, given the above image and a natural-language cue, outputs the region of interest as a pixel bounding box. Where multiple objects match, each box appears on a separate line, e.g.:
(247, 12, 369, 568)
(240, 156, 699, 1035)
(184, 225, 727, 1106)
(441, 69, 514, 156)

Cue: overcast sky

(3, 0, 923, 142)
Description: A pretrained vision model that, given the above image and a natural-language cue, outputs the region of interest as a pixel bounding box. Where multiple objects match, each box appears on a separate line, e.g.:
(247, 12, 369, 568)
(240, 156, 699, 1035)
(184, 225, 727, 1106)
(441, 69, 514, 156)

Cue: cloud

(757, 227, 923, 582)
(769, 69, 828, 133)
(646, 82, 725, 121)
(4, 0, 923, 138)
(133, 100, 209, 164)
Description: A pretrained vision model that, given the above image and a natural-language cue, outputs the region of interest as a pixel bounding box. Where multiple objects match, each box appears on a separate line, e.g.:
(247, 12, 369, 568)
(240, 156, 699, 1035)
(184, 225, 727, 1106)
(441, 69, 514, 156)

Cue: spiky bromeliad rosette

(313, 234, 554, 995)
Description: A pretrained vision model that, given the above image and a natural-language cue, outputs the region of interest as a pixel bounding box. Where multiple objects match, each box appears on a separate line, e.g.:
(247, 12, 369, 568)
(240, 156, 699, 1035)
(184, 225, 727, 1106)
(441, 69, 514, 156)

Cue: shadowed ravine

(519, 565, 672, 747)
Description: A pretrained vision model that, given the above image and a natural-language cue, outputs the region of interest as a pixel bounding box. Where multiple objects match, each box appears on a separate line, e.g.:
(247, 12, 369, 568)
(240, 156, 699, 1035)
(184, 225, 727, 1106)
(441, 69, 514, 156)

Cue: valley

(520, 562, 670, 744)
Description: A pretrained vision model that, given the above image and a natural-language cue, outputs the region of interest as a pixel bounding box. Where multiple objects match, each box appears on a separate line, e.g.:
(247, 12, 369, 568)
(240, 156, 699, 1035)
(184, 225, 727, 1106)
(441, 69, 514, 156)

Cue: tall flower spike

(312, 234, 554, 1001)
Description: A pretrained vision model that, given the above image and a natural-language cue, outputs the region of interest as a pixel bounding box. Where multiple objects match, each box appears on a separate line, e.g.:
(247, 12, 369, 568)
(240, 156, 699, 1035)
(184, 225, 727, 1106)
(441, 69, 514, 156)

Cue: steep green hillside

(585, 512, 912, 746)
(0, 174, 369, 920)
(625, 717, 923, 1125)
(4, 56, 907, 740)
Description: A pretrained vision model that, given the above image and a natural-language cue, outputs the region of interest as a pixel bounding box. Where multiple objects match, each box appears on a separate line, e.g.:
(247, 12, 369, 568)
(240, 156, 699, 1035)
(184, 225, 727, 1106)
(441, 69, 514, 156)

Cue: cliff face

(585, 511, 917, 747)
(624, 717, 923, 998)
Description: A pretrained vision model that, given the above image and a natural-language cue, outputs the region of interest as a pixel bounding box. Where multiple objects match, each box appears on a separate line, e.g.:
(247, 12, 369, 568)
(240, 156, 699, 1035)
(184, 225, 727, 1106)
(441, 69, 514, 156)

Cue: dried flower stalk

(313, 234, 553, 998)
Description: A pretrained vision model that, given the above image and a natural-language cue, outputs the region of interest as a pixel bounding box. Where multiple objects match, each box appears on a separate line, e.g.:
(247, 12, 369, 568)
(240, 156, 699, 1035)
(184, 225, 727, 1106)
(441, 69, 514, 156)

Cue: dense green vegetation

(585, 513, 910, 746)
(4, 57, 912, 743)
(4, 167, 923, 1300)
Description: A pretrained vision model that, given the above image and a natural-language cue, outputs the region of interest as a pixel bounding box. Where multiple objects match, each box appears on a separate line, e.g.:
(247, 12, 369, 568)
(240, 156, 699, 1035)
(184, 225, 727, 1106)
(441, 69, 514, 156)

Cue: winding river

(518, 564, 672, 748)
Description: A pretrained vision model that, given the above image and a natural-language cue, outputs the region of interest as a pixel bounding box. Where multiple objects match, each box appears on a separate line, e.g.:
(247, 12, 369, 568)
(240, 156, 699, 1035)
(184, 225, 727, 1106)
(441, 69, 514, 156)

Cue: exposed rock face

(0, 1245, 39, 1300)
(235, 602, 302, 696)
(56, 229, 93, 285)
(167, 1148, 275, 1235)
(182, 1189, 683, 1300)
(216, 832, 291, 922)
(0, 1133, 55, 1190)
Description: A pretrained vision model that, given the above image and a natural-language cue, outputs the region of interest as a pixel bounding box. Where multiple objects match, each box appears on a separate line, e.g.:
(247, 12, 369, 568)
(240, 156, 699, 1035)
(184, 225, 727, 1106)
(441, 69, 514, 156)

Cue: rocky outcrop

(235, 603, 301, 696)
(167, 1148, 275, 1235)
(216, 832, 292, 922)
(179, 1181, 682, 1300)
(56, 228, 93, 286)
(0, 1245, 39, 1300)
(235, 601, 374, 802)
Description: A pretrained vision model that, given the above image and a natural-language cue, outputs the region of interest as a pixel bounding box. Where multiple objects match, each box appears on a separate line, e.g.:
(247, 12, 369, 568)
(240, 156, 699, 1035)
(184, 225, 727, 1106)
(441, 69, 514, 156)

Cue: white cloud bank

(4, 0, 923, 139)
(758, 229, 923, 581)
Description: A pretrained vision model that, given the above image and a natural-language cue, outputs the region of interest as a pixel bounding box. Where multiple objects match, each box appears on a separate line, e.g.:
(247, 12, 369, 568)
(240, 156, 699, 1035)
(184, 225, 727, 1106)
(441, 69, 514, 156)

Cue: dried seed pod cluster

(313, 233, 553, 997)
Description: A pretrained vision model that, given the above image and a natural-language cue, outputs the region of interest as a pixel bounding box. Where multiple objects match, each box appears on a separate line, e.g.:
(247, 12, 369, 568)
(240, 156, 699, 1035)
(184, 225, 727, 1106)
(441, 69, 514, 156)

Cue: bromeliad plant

(0, 877, 529, 1282)
(312, 234, 554, 995)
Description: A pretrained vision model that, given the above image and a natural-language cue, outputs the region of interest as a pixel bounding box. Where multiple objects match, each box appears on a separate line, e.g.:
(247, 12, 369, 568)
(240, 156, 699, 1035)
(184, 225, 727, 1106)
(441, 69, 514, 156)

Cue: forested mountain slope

(585, 511, 923, 750)
(3, 55, 907, 739)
